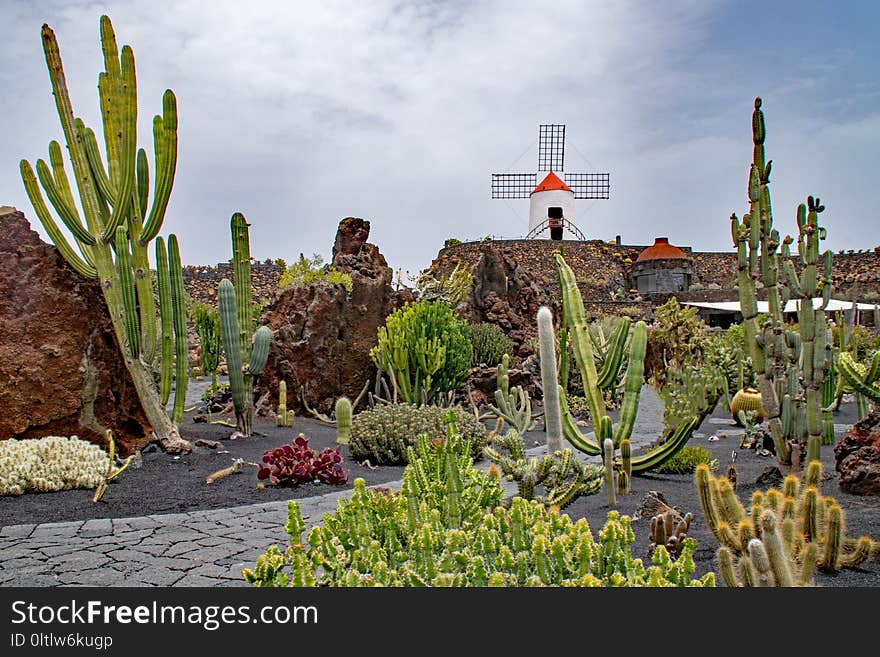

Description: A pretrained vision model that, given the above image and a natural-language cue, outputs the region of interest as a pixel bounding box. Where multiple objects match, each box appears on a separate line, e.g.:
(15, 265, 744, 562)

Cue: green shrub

(370, 300, 472, 404)
(243, 432, 715, 587)
(349, 403, 486, 465)
(411, 262, 473, 307)
(469, 322, 515, 366)
(278, 253, 353, 293)
(645, 445, 718, 474)
(192, 303, 221, 387)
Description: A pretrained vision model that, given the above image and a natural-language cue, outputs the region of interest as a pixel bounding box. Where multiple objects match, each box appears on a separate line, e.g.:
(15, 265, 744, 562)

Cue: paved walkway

(0, 386, 697, 587)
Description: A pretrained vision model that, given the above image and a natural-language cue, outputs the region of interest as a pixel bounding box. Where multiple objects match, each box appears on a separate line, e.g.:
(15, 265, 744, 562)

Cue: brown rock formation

(834, 409, 880, 496)
(258, 218, 406, 414)
(0, 208, 151, 455)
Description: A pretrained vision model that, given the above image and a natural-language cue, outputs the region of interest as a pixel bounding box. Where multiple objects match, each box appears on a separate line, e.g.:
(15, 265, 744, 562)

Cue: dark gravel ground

(1, 395, 877, 587)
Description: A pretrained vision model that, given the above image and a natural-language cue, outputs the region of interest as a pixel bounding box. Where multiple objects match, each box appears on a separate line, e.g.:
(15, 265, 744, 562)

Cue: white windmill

(491, 124, 610, 240)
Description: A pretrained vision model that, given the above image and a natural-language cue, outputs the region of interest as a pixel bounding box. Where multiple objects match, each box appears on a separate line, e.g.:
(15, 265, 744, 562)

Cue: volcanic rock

(0, 208, 151, 455)
(835, 408, 880, 496)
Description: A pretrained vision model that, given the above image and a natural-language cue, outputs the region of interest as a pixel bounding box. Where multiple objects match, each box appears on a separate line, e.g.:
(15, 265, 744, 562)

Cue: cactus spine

(537, 307, 563, 452)
(730, 97, 833, 468)
(335, 396, 352, 445)
(276, 381, 295, 427)
(19, 17, 190, 452)
(217, 213, 272, 438)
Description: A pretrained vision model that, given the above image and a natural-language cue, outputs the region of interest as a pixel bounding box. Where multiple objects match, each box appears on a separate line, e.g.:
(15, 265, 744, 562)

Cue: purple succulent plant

(257, 434, 348, 486)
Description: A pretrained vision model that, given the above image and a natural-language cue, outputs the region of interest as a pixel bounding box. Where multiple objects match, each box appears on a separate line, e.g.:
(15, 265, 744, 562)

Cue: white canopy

(682, 298, 878, 314)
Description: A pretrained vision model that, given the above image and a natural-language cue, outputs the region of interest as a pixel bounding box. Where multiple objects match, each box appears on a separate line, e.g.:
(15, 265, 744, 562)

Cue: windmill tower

(491, 124, 610, 240)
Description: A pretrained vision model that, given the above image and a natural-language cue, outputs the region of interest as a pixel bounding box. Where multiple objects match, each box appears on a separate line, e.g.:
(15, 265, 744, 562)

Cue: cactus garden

(1, 12, 879, 592)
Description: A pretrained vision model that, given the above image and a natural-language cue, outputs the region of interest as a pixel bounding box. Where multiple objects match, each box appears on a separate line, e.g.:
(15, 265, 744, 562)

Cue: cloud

(1, 0, 877, 278)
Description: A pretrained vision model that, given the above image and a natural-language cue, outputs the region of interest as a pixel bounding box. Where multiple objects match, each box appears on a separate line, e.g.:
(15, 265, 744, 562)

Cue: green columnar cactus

(537, 306, 563, 452)
(603, 438, 616, 507)
(730, 98, 834, 468)
(276, 381, 295, 427)
(335, 396, 352, 445)
(695, 462, 874, 575)
(555, 253, 699, 474)
(192, 303, 222, 391)
(20, 16, 190, 453)
(837, 351, 880, 403)
(619, 438, 632, 495)
(488, 354, 536, 435)
(218, 280, 271, 439)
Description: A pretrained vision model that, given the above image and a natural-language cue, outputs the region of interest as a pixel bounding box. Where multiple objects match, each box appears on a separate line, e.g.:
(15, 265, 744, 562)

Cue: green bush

(645, 445, 718, 474)
(370, 300, 472, 404)
(192, 303, 221, 387)
(278, 253, 353, 293)
(243, 432, 715, 587)
(469, 322, 515, 366)
(349, 403, 487, 465)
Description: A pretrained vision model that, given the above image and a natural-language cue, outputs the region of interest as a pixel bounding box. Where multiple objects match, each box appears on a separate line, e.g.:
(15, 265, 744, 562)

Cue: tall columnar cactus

(603, 438, 616, 507)
(276, 381, 295, 428)
(730, 97, 834, 468)
(19, 16, 190, 452)
(537, 307, 564, 452)
(335, 396, 352, 445)
(218, 213, 272, 438)
(554, 253, 699, 474)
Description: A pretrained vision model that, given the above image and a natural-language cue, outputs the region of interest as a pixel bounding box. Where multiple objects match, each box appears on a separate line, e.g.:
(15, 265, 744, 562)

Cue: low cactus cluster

(483, 430, 603, 508)
(469, 322, 514, 368)
(648, 509, 694, 560)
(243, 431, 715, 587)
(487, 354, 536, 435)
(696, 461, 875, 584)
(0, 436, 115, 496)
(349, 403, 487, 465)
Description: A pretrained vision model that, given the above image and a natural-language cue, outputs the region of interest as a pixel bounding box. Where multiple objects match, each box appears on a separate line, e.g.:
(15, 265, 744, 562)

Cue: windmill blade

(491, 173, 536, 199)
(538, 124, 565, 171)
(565, 172, 610, 199)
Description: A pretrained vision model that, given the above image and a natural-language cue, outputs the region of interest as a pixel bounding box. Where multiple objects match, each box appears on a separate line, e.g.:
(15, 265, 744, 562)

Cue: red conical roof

(531, 171, 572, 194)
(636, 237, 688, 262)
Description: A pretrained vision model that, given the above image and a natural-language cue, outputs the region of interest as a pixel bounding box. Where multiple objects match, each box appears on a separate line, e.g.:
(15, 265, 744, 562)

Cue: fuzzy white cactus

(0, 436, 110, 496)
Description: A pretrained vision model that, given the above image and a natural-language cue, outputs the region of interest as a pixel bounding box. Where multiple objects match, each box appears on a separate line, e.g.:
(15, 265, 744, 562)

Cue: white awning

(682, 298, 878, 314)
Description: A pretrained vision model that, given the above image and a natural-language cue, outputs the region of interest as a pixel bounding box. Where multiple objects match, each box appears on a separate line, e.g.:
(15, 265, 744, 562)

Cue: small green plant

(411, 262, 473, 307)
(349, 403, 487, 465)
(470, 323, 515, 367)
(645, 445, 718, 474)
(276, 381, 295, 427)
(370, 300, 472, 405)
(192, 303, 222, 389)
(487, 354, 536, 434)
(335, 396, 352, 445)
(278, 253, 353, 293)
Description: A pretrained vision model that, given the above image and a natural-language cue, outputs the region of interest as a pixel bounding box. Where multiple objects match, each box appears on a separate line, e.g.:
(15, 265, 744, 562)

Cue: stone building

(631, 237, 693, 294)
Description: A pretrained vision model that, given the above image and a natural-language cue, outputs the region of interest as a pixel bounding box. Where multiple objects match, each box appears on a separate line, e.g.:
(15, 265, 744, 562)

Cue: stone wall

(434, 239, 880, 301)
(182, 261, 283, 308)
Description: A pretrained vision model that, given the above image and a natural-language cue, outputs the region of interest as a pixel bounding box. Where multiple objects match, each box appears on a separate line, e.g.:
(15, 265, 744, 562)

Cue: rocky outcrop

(0, 208, 151, 455)
(258, 218, 410, 415)
(834, 409, 880, 496)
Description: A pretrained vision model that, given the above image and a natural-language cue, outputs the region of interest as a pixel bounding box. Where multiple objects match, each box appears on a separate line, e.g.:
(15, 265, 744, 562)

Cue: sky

(1, 0, 878, 278)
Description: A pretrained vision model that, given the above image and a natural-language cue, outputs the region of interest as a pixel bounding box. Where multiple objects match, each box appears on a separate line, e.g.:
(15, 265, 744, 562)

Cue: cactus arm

(603, 438, 616, 507)
(136, 148, 149, 221)
(249, 326, 271, 374)
(231, 213, 253, 358)
(168, 235, 188, 423)
(139, 91, 178, 243)
(35, 157, 95, 246)
(114, 226, 140, 357)
(155, 237, 174, 405)
(559, 387, 601, 455)
(20, 160, 97, 278)
(82, 127, 116, 207)
(630, 416, 698, 473)
(596, 317, 630, 389)
(612, 320, 646, 446)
